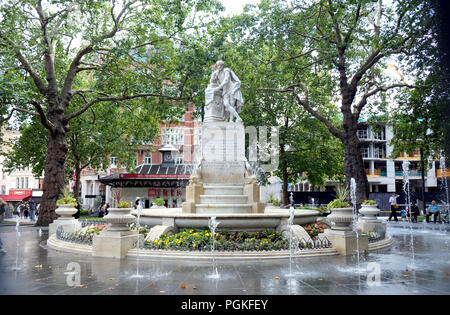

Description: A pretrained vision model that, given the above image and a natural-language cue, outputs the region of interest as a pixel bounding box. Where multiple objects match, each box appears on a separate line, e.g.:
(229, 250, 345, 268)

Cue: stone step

(195, 203, 253, 214)
(199, 195, 248, 204)
(203, 185, 244, 196)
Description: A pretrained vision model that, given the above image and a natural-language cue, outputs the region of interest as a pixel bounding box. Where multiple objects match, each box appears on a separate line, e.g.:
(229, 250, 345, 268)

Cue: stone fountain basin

(131, 208, 319, 232)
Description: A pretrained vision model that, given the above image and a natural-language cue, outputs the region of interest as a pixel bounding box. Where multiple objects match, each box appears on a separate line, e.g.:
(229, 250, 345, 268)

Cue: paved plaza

(0, 221, 449, 295)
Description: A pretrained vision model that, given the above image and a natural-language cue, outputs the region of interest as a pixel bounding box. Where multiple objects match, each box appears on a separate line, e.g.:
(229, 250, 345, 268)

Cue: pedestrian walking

(388, 193, 400, 222)
(29, 200, 36, 221)
(0, 198, 7, 223)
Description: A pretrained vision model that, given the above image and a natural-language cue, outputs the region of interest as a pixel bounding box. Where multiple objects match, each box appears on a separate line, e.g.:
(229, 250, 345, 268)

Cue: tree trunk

(280, 144, 288, 206)
(73, 163, 82, 219)
(343, 130, 369, 205)
(36, 130, 68, 226)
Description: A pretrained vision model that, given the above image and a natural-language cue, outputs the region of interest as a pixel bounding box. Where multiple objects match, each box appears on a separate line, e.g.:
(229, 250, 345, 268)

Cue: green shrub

(117, 201, 131, 208)
(56, 188, 77, 206)
(80, 210, 90, 216)
(327, 199, 351, 210)
(154, 198, 165, 206)
(362, 200, 377, 205)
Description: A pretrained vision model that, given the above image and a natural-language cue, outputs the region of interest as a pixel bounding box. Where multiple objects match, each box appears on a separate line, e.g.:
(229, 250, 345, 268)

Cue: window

(194, 128, 201, 145)
(161, 128, 184, 145)
(144, 154, 152, 164)
(357, 129, 368, 139)
(1, 185, 5, 195)
(362, 147, 370, 158)
(25, 177, 29, 188)
(110, 157, 117, 167)
(16, 177, 20, 189)
(176, 154, 183, 165)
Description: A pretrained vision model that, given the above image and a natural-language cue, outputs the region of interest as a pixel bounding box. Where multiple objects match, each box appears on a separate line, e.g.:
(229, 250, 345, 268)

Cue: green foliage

(153, 198, 165, 206)
(57, 188, 77, 206)
(327, 199, 351, 210)
(79, 210, 90, 216)
(334, 185, 350, 203)
(146, 228, 289, 251)
(117, 201, 131, 208)
(362, 200, 377, 205)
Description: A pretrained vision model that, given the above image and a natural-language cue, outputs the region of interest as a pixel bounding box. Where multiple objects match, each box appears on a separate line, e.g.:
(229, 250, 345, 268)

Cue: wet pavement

(0, 222, 449, 295)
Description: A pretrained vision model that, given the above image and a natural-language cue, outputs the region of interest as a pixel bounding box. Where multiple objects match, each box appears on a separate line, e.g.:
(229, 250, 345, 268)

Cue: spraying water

(132, 202, 144, 280)
(12, 216, 22, 271)
(402, 160, 416, 269)
(439, 156, 449, 224)
(208, 216, 220, 279)
(350, 178, 361, 282)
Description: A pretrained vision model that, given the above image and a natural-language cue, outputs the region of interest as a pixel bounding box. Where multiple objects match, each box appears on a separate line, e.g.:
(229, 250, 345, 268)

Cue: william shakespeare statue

(205, 60, 243, 123)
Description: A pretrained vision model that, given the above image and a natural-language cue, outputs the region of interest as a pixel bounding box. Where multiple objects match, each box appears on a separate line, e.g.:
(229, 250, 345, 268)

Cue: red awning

(0, 190, 32, 201)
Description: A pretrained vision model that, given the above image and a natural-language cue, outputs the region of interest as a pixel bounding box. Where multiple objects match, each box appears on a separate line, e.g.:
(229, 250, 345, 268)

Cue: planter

(359, 204, 381, 221)
(326, 207, 354, 231)
(49, 204, 81, 235)
(55, 204, 78, 220)
(150, 204, 167, 209)
(103, 207, 135, 231)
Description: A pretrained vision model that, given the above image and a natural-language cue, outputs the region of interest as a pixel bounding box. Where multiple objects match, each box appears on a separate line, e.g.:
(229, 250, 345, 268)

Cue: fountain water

(11, 216, 22, 271)
(350, 178, 361, 279)
(208, 216, 220, 279)
(287, 206, 297, 277)
(402, 160, 416, 269)
(439, 156, 449, 224)
(131, 203, 144, 280)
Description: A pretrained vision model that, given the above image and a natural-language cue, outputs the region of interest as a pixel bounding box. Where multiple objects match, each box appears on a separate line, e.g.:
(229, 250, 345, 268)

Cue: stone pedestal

(93, 230, 138, 259)
(182, 121, 266, 215)
(356, 220, 387, 234)
(49, 204, 81, 235)
(92, 207, 137, 259)
(324, 229, 369, 256)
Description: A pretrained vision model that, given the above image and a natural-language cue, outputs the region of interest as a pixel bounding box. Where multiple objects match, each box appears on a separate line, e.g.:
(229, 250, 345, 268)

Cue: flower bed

(302, 222, 328, 239)
(145, 229, 288, 251)
(144, 228, 331, 251)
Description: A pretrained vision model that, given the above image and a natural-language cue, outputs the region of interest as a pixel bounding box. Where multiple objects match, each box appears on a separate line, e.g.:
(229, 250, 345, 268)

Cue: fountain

(350, 178, 362, 280)
(46, 60, 392, 261)
(402, 160, 416, 269)
(135, 60, 318, 244)
(208, 216, 220, 279)
(131, 203, 144, 279)
(439, 156, 449, 224)
(11, 216, 22, 271)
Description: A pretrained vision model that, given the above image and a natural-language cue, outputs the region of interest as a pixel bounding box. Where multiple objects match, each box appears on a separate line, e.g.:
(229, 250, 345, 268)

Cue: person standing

(29, 200, 36, 221)
(0, 198, 7, 223)
(388, 193, 400, 222)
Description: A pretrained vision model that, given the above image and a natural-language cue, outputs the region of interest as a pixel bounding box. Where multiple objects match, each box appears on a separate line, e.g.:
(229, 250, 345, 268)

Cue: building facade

(79, 104, 201, 210)
(0, 128, 44, 205)
(290, 122, 445, 193)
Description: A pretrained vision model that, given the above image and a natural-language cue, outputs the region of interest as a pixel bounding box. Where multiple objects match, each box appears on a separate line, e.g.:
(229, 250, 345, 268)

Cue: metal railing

(55, 226, 94, 245)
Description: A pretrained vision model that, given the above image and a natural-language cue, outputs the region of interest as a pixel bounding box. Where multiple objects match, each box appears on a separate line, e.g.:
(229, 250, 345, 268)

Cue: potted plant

(359, 200, 381, 221)
(325, 185, 353, 231)
(151, 198, 166, 209)
(55, 188, 78, 219)
(103, 200, 135, 232)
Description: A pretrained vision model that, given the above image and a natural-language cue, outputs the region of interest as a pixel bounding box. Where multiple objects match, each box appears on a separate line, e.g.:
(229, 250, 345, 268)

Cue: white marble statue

(205, 60, 243, 123)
